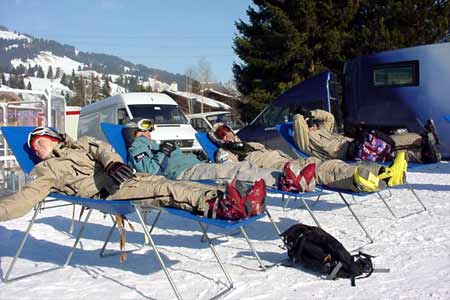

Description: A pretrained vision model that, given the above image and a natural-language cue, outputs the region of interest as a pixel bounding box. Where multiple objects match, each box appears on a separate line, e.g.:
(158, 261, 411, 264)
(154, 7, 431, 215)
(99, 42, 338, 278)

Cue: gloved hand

(160, 141, 176, 157)
(106, 162, 135, 184)
(195, 150, 208, 161)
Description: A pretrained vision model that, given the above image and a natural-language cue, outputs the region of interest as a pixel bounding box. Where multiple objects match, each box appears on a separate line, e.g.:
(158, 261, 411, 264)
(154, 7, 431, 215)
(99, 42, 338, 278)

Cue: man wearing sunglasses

(0, 126, 267, 222)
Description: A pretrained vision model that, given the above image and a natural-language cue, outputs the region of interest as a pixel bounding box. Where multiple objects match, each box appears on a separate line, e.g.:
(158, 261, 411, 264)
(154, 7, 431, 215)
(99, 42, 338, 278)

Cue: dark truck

(238, 42, 450, 158)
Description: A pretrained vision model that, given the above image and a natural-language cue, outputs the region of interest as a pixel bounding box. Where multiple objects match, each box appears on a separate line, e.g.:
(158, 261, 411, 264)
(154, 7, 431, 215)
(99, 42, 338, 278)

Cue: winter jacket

(0, 135, 121, 221)
(293, 109, 353, 160)
(128, 136, 200, 180)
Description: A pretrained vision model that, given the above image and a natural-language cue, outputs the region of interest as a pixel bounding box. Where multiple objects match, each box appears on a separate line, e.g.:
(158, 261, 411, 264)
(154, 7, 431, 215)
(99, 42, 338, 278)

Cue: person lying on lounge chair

(210, 122, 408, 193)
(0, 127, 266, 222)
(124, 118, 298, 189)
(293, 108, 441, 163)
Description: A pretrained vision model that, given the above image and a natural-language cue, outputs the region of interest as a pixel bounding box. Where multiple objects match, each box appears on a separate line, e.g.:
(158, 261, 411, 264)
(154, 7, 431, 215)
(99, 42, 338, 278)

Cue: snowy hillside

(11, 51, 84, 75)
(0, 30, 31, 42)
(0, 163, 449, 300)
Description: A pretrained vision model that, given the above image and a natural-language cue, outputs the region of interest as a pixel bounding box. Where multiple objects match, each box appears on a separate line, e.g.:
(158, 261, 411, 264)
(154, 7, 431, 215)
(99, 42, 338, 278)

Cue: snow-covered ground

(0, 162, 449, 300)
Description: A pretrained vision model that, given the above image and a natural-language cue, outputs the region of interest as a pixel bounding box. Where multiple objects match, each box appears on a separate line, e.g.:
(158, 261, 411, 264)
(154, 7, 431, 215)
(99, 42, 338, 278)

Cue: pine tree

(102, 78, 112, 98)
(55, 67, 61, 79)
(46, 66, 54, 79)
(60, 73, 67, 85)
(73, 75, 86, 106)
(0, 73, 5, 85)
(234, 0, 449, 121)
(27, 81, 32, 90)
(27, 64, 35, 77)
(37, 66, 45, 78)
(87, 73, 101, 103)
(18, 78, 26, 89)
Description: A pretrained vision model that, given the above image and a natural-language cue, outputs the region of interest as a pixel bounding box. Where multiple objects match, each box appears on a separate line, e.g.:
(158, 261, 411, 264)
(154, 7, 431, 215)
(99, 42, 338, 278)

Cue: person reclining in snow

(209, 122, 409, 193)
(0, 127, 267, 222)
(292, 107, 441, 163)
(125, 118, 315, 192)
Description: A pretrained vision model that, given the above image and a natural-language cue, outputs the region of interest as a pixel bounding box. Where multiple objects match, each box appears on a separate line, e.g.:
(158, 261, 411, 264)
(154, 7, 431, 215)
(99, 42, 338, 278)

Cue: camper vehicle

(187, 111, 245, 133)
(78, 93, 202, 152)
(238, 43, 450, 158)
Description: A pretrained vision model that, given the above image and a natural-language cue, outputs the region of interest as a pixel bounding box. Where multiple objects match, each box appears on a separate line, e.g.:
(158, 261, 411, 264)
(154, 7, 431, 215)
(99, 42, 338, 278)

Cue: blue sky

(0, 0, 253, 82)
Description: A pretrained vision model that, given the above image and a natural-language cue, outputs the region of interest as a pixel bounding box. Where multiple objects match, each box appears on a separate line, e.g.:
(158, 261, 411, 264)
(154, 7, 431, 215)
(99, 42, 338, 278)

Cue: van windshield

(206, 113, 245, 130)
(128, 104, 188, 124)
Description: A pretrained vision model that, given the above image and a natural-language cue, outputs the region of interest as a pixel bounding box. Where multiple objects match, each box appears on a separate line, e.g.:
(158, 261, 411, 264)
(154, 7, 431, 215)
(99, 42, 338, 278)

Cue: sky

(0, 0, 253, 82)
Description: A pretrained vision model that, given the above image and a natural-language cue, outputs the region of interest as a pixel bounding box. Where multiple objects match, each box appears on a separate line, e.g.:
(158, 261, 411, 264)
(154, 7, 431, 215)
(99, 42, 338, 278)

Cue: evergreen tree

(234, 0, 450, 121)
(18, 78, 26, 89)
(0, 73, 5, 85)
(55, 67, 61, 79)
(60, 73, 68, 85)
(27, 64, 35, 77)
(87, 73, 101, 103)
(27, 81, 32, 90)
(65, 92, 70, 103)
(37, 66, 45, 78)
(73, 75, 86, 106)
(46, 66, 54, 79)
(71, 69, 76, 78)
(101, 78, 112, 98)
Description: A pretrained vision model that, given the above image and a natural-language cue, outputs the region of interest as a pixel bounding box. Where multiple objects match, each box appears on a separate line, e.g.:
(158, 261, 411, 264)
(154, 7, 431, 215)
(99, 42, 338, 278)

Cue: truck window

(128, 104, 188, 124)
(372, 61, 419, 87)
(117, 108, 130, 125)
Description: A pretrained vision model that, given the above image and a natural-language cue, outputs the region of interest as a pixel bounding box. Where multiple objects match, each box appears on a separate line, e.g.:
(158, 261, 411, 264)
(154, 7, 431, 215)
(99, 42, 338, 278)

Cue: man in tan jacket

(209, 123, 409, 193)
(293, 108, 440, 163)
(0, 127, 266, 222)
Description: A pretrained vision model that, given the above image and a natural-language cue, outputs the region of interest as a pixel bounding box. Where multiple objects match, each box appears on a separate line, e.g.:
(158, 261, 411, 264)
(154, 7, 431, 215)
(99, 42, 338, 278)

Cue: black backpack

(281, 223, 374, 286)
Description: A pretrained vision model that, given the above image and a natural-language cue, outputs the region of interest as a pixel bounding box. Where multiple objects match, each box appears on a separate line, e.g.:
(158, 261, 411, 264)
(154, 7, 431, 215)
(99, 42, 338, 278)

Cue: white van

(78, 92, 202, 152)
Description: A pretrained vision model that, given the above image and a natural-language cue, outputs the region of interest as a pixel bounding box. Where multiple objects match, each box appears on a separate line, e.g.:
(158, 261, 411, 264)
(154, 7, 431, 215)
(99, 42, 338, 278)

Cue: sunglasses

(135, 119, 155, 132)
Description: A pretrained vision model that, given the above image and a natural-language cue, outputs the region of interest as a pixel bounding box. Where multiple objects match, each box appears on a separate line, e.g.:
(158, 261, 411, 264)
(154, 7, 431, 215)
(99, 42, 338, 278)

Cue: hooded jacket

(128, 136, 200, 180)
(293, 109, 353, 160)
(0, 135, 121, 221)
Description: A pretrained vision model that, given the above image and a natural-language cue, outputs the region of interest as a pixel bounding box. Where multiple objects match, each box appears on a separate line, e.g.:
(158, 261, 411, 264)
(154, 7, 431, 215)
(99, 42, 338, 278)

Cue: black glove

(224, 142, 254, 152)
(160, 141, 176, 157)
(195, 150, 208, 161)
(107, 162, 135, 184)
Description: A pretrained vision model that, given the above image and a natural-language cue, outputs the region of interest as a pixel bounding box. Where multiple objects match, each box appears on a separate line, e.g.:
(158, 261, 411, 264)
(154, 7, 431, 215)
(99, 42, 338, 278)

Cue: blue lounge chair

(1, 126, 279, 300)
(275, 122, 428, 217)
(194, 132, 392, 243)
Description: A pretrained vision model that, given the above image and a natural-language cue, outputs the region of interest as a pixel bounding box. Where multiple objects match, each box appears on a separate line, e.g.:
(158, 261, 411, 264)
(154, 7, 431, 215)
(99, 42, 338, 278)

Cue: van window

(128, 105, 188, 124)
(373, 61, 419, 87)
(117, 108, 130, 125)
(190, 118, 210, 132)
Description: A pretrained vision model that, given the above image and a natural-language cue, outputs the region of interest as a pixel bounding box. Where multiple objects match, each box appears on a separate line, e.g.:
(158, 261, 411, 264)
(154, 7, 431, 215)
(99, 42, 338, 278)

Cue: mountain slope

(0, 27, 189, 90)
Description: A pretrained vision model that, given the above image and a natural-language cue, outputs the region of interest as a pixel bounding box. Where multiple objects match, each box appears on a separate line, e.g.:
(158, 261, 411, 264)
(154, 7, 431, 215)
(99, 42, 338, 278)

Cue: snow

(11, 51, 83, 75)
(3, 44, 19, 51)
(0, 30, 32, 42)
(0, 162, 448, 299)
(24, 77, 74, 97)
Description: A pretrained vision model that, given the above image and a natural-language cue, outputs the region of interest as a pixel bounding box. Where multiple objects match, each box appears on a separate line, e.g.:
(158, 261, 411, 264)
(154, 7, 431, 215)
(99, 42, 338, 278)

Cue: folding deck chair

(275, 123, 428, 235)
(1, 126, 276, 300)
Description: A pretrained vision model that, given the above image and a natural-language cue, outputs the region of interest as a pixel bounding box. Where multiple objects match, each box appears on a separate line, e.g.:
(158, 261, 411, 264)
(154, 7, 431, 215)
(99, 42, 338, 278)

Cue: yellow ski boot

(354, 167, 387, 192)
(378, 151, 408, 187)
